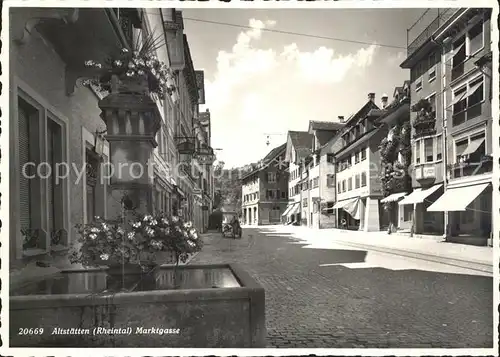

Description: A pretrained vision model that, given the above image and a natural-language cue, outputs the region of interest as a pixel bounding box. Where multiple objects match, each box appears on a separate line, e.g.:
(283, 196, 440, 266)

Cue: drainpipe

(432, 37, 449, 241)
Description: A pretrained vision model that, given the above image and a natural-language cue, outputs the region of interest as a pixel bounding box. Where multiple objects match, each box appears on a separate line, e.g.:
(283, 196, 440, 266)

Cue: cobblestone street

(190, 227, 493, 348)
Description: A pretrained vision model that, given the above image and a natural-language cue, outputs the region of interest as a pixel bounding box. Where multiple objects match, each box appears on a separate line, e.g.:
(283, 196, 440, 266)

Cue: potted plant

(82, 32, 178, 101)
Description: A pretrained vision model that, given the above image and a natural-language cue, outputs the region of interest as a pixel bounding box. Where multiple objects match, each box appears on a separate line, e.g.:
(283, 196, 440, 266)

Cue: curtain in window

(18, 104, 32, 230)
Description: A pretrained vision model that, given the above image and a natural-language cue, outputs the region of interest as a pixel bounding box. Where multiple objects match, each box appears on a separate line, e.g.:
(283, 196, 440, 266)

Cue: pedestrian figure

(341, 218, 347, 230)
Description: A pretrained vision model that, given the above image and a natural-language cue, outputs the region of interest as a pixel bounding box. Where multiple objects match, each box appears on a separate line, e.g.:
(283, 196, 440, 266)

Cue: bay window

(414, 134, 443, 165)
(436, 135, 442, 161)
(424, 138, 433, 162)
(415, 140, 421, 164)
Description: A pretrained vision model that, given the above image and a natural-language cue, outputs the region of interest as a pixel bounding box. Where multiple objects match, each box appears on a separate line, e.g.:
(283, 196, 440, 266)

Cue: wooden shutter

(18, 103, 32, 230)
(86, 151, 98, 222)
(47, 121, 54, 233)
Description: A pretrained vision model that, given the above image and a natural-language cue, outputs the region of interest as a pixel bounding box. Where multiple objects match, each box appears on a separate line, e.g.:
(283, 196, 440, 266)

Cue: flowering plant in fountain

(69, 214, 203, 269)
(70, 217, 140, 268)
(82, 32, 178, 101)
(129, 214, 203, 267)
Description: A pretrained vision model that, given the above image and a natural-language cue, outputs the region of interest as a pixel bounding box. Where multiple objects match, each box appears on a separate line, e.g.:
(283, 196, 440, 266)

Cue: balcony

(415, 164, 437, 186)
(449, 156, 493, 180)
(11, 8, 142, 95)
(407, 9, 457, 58)
(412, 98, 436, 139)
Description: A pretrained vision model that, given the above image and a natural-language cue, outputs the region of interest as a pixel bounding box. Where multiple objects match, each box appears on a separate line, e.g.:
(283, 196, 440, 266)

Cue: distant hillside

(213, 162, 255, 212)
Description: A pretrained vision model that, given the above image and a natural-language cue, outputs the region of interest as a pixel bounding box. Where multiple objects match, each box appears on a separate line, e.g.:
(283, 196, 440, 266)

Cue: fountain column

(98, 80, 162, 221)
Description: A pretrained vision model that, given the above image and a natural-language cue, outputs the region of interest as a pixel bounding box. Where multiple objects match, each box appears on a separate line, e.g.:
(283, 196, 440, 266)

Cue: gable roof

(242, 143, 287, 181)
(344, 100, 380, 127)
(289, 131, 314, 150)
(308, 120, 344, 132)
(262, 143, 286, 163)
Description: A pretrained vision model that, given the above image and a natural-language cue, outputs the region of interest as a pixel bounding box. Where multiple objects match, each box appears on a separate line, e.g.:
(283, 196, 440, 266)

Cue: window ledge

(414, 159, 443, 167)
(51, 244, 69, 253)
(23, 248, 48, 257)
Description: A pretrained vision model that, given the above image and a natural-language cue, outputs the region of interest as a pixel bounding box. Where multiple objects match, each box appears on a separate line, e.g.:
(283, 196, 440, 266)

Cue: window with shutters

(86, 149, 99, 223)
(47, 118, 64, 238)
(17, 94, 68, 253)
(18, 99, 37, 235)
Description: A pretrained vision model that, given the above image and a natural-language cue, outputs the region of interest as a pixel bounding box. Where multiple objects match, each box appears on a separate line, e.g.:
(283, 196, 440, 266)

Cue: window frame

(361, 172, 367, 187)
(360, 148, 366, 161)
(451, 74, 486, 126)
(14, 82, 71, 258)
(428, 66, 437, 83)
(453, 128, 487, 164)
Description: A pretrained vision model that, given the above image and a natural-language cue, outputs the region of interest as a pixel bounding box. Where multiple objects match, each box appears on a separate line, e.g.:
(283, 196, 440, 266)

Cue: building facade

(283, 131, 314, 225)
(303, 121, 344, 229)
(331, 94, 386, 232)
(241, 144, 289, 225)
(401, 8, 493, 245)
(9, 7, 214, 280)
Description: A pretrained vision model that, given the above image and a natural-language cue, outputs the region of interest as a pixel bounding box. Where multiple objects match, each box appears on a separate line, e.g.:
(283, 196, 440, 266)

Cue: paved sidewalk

(259, 225, 493, 273)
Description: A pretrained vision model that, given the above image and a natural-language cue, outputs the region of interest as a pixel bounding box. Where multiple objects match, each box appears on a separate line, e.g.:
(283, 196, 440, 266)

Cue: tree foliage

(212, 161, 254, 214)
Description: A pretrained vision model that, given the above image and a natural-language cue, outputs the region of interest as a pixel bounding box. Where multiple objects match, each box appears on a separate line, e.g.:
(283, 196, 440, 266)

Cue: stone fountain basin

(10, 264, 266, 348)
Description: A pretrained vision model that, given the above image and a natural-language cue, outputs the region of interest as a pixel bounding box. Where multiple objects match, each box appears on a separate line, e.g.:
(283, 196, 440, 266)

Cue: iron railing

(407, 8, 458, 58)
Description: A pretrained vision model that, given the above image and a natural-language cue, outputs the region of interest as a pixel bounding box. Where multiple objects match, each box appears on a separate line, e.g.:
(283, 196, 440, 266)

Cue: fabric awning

(451, 42, 465, 58)
(332, 197, 358, 209)
(418, 184, 443, 204)
(343, 197, 361, 220)
(448, 80, 483, 108)
(281, 203, 295, 217)
(380, 192, 408, 203)
(398, 188, 422, 205)
(289, 202, 300, 216)
(427, 183, 489, 212)
(466, 80, 484, 98)
(461, 138, 485, 156)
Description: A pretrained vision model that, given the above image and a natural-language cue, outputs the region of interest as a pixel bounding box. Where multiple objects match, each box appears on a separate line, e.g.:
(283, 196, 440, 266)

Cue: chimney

(368, 93, 375, 102)
(338, 116, 345, 123)
(381, 94, 389, 108)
